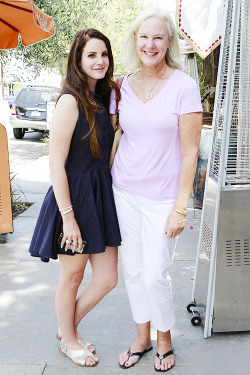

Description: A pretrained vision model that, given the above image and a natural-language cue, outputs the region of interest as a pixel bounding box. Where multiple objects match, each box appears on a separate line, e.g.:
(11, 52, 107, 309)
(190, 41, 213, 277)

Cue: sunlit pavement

(0, 100, 250, 375)
(0, 99, 47, 173)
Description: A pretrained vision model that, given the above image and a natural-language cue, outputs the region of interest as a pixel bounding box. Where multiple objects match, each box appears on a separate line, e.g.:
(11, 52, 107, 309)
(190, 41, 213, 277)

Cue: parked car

(10, 86, 60, 139)
(7, 89, 21, 108)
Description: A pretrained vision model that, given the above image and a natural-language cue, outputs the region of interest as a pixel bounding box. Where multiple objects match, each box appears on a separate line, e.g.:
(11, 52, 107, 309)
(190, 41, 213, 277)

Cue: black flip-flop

(154, 349, 174, 372)
(118, 346, 153, 369)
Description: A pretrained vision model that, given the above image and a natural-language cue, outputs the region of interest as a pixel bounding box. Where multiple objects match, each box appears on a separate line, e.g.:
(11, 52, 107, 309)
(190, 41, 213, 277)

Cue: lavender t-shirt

(110, 69, 202, 199)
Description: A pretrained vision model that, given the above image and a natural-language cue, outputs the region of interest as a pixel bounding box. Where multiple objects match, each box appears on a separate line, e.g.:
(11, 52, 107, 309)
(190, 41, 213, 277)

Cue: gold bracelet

(174, 208, 186, 216)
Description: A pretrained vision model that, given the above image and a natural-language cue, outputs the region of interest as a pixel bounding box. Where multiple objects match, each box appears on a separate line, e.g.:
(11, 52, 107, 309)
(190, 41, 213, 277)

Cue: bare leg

(74, 246, 118, 328)
(155, 330, 175, 371)
(118, 322, 152, 368)
(55, 254, 97, 366)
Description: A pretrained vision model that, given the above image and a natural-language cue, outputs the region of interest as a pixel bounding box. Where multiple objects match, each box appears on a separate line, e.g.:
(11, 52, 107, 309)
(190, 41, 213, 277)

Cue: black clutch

(57, 233, 87, 253)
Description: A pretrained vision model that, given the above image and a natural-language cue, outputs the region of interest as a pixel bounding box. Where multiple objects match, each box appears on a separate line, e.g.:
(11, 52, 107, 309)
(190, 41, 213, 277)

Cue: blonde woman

(110, 7, 202, 372)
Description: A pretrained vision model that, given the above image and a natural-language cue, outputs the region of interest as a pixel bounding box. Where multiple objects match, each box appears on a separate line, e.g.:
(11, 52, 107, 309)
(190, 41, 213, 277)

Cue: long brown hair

(62, 29, 120, 158)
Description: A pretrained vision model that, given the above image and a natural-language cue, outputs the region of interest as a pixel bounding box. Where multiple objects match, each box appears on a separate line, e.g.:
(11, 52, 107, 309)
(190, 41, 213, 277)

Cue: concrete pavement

(1, 138, 250, 374)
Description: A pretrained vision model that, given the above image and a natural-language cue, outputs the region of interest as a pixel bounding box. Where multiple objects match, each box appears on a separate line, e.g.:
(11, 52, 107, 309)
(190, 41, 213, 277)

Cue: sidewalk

(0, 154, 250, 375)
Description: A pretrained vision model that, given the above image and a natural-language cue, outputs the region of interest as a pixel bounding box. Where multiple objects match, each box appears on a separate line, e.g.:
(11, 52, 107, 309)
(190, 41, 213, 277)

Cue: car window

(17, 89, 59, 107)
(41, 91, 59, 102)
(17, 91, 35, 106)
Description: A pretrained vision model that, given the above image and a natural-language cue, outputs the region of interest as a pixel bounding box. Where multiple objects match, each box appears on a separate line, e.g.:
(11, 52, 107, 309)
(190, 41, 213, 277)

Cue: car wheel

(13, 128, 25, 139)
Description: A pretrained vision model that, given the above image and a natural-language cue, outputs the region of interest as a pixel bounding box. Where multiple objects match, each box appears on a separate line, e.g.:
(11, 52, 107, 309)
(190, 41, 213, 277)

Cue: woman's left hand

(164, 210, 185, 238)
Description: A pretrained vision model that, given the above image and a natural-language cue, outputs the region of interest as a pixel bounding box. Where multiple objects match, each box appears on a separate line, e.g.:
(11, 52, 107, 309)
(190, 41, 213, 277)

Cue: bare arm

(164, 112, 202, 238)
(49, 94, 82, 251)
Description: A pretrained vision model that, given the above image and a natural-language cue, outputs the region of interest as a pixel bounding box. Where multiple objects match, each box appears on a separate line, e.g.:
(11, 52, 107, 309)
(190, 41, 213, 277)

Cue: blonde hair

(124, 7, 182, 71)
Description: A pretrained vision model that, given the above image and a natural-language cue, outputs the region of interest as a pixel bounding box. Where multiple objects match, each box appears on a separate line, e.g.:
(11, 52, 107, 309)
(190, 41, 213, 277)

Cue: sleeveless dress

(29, 92, 121, 262)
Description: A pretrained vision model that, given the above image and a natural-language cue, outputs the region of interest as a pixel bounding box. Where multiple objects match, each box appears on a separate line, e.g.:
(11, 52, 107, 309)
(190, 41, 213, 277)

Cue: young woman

(29, 29, 121, 367)
(110, 7, 202, 372)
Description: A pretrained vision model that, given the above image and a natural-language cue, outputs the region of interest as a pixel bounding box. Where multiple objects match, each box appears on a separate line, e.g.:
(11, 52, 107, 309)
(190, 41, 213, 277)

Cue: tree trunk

(0, 60, 4, 100)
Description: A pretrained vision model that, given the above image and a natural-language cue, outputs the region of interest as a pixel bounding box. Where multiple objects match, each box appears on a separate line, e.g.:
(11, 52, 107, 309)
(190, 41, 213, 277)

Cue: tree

(10, 0, 150, 73)
(93, 0, 148, 74)
(0, 51, 11, 98)
(1, 0, 152, 91)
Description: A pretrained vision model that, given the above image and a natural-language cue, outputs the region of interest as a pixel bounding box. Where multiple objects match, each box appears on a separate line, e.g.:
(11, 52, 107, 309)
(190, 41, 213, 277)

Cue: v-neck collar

(126, 69, 177, 105)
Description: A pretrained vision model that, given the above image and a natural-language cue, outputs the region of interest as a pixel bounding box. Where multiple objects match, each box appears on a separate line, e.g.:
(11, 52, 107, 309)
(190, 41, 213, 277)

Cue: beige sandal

(56, 328, 96, 354)
(60, 344, 98, 367)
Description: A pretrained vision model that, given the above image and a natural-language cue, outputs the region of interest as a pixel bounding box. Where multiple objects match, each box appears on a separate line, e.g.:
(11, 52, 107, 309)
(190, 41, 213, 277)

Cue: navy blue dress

(29, 92, 121, 262)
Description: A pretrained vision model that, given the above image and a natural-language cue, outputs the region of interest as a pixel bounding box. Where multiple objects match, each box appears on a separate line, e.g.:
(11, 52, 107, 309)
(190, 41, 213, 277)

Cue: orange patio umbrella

(0, 0, 54, 49)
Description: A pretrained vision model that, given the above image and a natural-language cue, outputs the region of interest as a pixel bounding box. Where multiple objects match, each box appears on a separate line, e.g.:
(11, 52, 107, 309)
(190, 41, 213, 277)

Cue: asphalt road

(0, 99, 46, 173)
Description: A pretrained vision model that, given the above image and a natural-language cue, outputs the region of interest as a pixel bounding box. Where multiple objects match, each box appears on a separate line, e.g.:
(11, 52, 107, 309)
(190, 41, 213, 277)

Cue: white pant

(113, 186, 177, 332)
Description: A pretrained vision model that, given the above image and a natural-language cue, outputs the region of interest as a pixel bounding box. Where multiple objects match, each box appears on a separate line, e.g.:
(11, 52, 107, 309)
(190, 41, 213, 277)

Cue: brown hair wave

(62, 28, 120, 158)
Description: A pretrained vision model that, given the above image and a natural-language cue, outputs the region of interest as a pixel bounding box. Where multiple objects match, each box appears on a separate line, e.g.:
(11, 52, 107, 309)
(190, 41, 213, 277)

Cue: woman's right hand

(60, 211, 83, 252)
(164, 210, 185, 238)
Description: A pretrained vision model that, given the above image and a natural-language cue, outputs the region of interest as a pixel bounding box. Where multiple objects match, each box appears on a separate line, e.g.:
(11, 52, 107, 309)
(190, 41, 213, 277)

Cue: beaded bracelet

(174, 208, 186, 216)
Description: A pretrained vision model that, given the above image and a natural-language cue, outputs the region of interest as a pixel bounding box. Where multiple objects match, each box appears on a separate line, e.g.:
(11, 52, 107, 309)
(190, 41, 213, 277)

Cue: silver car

(10, 86, 60, 139)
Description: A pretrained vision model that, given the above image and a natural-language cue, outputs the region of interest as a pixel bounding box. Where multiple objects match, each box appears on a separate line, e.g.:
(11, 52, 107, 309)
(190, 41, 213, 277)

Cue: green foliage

(13, 80, 23, 90)
(0, 50, 10, 63)
(90, 0, 148, 74)
(10, 173, 27, 218)
(4, 0, 152, 77)
(42, 132, 50, 155)
(195, 53, 209, 98)
(0, 50, 11, 96)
